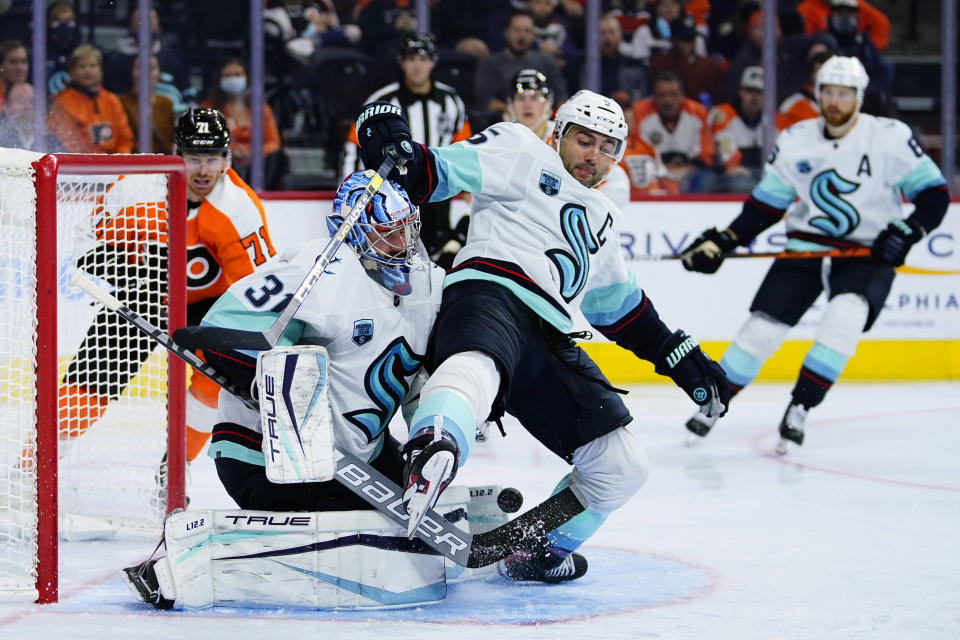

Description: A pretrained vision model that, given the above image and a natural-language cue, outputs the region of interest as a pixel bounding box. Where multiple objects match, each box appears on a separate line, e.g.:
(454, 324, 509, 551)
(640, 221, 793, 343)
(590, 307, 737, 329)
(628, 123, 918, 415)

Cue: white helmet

(815, 55, 869, 108)
(552, 90, 628, 162)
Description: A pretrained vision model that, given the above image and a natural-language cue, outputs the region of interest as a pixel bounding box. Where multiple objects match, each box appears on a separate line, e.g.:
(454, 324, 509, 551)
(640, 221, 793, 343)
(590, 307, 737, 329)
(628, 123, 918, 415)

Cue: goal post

(0, 151, 187, 604)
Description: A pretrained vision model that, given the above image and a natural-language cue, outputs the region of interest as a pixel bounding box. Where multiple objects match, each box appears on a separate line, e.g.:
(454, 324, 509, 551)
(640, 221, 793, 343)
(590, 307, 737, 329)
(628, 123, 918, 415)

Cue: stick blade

(173, 326, 272, 352)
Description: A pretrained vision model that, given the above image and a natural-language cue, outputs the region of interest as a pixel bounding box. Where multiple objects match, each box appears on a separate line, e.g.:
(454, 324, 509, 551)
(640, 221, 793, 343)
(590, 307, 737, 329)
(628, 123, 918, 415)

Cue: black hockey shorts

(431, 280, 632, 463)
(213, 430, 405, 512)
(750, 257, 896, 331)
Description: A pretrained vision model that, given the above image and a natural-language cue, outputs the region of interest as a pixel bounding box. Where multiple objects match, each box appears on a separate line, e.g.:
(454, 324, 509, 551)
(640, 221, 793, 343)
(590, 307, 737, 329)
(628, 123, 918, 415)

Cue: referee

(340, 33, 472, 264)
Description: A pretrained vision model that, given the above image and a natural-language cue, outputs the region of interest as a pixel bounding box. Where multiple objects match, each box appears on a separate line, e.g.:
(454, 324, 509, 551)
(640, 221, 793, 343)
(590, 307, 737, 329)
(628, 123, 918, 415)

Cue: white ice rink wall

(261, 196, 960, 382)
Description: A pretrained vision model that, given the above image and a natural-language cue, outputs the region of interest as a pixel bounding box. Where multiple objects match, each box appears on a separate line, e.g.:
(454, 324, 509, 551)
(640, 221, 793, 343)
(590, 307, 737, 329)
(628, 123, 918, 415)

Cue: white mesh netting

(1, 155, 176, 600)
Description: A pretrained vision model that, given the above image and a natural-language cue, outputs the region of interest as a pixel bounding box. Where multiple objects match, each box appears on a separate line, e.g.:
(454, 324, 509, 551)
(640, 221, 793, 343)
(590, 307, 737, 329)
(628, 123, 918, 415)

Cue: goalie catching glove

(655, 330, 730, 419)
(680, 227, 738, 273)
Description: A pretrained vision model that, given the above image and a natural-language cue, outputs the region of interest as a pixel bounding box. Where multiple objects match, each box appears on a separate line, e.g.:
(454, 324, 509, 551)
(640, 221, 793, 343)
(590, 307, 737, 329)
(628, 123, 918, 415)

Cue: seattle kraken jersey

(204, 242, 444, 462)
(428, 121, 643, 333)
(752, 114, 946, 250)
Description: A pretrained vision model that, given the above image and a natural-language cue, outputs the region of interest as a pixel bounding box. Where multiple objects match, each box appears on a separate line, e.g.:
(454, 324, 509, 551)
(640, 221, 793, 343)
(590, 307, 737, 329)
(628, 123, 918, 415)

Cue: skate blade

(774, 439, 790, 456)
(684, 433, 701, 448)
(405, 452, 455, 538)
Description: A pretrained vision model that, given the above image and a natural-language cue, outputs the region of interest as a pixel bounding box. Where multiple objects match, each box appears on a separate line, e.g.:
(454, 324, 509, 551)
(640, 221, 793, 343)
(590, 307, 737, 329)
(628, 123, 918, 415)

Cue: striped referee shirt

(340, 81, 472, 180)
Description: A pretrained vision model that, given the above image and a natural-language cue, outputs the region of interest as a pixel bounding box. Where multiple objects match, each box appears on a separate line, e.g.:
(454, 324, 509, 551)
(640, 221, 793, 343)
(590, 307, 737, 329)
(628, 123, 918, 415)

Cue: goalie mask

(329, 170, 421, 295)
(553, 90, 628, 166)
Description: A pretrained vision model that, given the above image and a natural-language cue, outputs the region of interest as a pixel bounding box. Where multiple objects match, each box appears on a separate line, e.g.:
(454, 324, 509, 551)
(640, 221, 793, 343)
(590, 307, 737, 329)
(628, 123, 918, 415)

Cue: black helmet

(397, 32, 437, 60)
(174, 108, 230, 155)
(509, 68, 551, 101)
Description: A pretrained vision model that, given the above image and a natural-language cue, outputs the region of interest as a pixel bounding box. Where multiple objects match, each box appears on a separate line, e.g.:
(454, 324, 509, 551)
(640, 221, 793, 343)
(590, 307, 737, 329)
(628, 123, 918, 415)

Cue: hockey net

(0, 151, 187, 603)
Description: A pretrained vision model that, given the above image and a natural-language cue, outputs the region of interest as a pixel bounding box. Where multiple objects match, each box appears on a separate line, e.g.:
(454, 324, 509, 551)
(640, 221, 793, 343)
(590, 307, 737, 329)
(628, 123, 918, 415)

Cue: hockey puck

(497, 487, 523, 513)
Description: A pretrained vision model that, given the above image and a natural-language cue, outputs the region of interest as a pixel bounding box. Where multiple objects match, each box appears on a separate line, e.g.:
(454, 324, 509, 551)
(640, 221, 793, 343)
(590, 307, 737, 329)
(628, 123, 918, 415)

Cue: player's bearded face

(558, 125, 616, 188)
(183, 153, 227, 200)
(819, 84, 858, 127)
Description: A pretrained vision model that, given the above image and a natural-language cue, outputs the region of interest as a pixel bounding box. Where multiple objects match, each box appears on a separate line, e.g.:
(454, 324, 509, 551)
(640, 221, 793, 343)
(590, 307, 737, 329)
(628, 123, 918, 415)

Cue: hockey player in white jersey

(354, 91, 730, 583)
(679, 56, 950, 453)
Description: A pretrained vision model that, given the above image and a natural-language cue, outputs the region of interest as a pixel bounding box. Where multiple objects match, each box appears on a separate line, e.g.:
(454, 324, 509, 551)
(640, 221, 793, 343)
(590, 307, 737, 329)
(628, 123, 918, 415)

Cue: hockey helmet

(329, 170, 421, 295)
(815, 55, 869, 108)
(397, 32, 437, 61)
(508, 68, 552, 103)
(174, 108, 230, 155)
(552, 90, 628, 162)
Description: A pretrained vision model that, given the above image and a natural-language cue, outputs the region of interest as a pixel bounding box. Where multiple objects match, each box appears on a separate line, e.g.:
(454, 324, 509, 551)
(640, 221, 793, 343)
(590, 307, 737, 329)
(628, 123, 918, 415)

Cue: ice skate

(685, 409, 719, 445)
(498, 544, 588, 583)
(403, 427, 459, 538)
(121, 558, 174, 610)
(775, 402, 808, 455)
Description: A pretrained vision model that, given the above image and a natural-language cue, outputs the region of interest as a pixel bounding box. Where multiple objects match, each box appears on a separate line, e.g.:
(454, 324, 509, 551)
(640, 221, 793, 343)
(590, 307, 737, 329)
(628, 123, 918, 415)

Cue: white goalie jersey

(751, 114, 947, 250)
(429, 121, 645, 333)
(204, 240, 444, 463)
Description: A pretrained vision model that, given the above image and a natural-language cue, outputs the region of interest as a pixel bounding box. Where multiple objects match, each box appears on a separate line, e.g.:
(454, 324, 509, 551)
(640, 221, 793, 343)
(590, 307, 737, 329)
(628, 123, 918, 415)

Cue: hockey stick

(633, 247, 871, 262)
(68, 270, 585, 568)
(174, 154, 400, 352)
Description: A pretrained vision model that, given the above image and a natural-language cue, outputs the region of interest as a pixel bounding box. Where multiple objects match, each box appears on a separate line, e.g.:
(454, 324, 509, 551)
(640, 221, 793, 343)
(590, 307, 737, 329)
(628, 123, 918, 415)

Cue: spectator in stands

(796, 0, 889, 51)
(631, 71, 713, 191)
(104, 6, 188, 95)
(0, 39, 29, 114)
(528, 0, 580, 70)
(778, 49, 833, 130)
(620, 0, 706, 63)
(821, 0, 893, 99)
(648, 14, 725, 108)
(341, 33, 472, 265)
(0, 82, 34, 149)
(708, 66, 765, 192)
(506, 67, 554, 142)
(47, 45, 133, 154)
(264, 0, 361, 67)
(474, 11, 568, 119)
(430, 0, 496, 57)
(120, 55, 176, 153)
(203, 57, 285, 190)
(358, 0, 418, 60)
(592, 12, 647, 103)
(46, 1, 81, 97)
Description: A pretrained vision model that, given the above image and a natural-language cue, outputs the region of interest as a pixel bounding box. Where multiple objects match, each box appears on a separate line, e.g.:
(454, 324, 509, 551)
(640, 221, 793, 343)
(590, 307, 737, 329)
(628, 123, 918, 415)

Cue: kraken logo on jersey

(343, 337, 423, 442)
(809, 169, 861, 236)
(546, 204, 599, 302)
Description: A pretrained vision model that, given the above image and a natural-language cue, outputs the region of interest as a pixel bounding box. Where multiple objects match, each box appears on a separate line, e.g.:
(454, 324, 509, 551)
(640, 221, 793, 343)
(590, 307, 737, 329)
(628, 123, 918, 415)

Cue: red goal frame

(30, 154, 188, 603)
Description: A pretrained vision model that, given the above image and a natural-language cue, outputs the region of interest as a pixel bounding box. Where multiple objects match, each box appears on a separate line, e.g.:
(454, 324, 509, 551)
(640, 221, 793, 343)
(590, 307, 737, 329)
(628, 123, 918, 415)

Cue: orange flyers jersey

(621, 137, 679, 197)
(632, 97, 714, 166)
(778, 91, 819, 131)
(91, 168, 276, 305)
(47, 86, 134, 154)
(708, 103, 763, 168)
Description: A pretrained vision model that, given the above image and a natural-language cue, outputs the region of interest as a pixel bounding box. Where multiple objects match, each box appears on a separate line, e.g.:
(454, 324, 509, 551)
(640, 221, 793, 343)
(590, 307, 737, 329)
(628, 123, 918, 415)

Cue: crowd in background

(0, 0, 917, 193)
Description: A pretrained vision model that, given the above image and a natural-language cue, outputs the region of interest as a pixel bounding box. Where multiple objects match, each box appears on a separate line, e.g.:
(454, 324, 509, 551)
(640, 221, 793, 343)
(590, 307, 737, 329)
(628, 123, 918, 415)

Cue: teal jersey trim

(202, 292, 303, 357)
(444, 269, 572, 332)
(752, 171, 797, 210)
(410, 390, 474, 466)
(784, 237, 834, 251)
(802, 341, 849, 382)
(896, 156, 947, 201)
(431, 144, 482, 201)
(720, 342, 765, 387)
(581, 271, 643, 327)
(207, 441, 266, 467)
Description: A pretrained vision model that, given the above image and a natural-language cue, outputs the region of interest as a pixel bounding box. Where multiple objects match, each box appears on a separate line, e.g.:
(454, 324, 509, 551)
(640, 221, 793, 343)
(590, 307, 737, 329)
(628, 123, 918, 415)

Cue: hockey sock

(791, 342, 849, 409)
(185, 385, 219, 462)
(544, 475, 608, 555)
(719, 342, 764, 396)
(57, 382, 110, 440)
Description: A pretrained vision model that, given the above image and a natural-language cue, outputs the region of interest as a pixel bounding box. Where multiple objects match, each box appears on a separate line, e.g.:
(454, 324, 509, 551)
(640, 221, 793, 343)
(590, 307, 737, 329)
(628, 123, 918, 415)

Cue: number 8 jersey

(753, 114, 946, 251)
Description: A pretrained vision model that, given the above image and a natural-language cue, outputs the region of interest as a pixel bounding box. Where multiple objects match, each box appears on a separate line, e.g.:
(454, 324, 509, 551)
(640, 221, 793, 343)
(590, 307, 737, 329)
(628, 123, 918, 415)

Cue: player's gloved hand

(680, 227, 738, 273)
(356, 101, 418, 179)
(871, 218, 923, 266)
(655, 330, 730, 419)
(402, 428, 460, 537)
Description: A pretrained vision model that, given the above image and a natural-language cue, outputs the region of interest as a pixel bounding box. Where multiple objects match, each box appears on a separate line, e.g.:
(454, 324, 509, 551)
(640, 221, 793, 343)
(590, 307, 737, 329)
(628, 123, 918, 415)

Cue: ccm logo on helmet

(357, 104, 403, 128)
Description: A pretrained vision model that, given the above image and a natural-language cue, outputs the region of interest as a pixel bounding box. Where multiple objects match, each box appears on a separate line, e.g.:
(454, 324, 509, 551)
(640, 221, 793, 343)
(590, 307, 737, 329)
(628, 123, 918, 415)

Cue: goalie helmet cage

(0, 152, 187, 604)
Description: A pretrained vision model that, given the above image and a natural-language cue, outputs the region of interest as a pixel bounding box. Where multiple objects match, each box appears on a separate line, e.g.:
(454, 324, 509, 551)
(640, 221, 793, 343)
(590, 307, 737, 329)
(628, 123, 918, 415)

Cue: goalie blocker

(123, 485, 516, 610)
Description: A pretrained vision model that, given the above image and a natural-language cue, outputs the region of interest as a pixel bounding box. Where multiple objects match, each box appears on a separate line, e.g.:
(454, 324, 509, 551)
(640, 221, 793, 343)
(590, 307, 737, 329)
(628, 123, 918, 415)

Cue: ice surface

(2, 382, 958, 639)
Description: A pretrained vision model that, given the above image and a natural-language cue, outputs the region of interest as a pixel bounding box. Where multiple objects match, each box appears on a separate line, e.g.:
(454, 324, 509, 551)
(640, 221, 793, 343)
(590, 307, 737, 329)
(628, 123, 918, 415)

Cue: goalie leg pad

(257, 346, 336, 483)
(158, 509, 446, 610)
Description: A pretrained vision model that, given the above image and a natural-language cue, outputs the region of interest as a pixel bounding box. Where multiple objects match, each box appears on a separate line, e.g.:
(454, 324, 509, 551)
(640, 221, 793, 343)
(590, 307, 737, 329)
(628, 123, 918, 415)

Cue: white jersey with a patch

(428, 121, 644, 333)
(205, 242, 444, 462)
(751, 114, 946, 250)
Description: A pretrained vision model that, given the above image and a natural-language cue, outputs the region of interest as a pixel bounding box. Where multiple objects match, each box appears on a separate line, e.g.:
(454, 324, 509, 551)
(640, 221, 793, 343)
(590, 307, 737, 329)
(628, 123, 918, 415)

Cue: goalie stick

(633, 247, 872, 262)
(68, 270, 585, 568)
(175, 153, 400, 352)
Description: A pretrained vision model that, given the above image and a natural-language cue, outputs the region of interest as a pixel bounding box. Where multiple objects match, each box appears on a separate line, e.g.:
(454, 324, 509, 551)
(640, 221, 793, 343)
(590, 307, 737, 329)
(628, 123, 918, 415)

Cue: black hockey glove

(680, 227, 738, 274)
(655, 330, 730, 419)
(871, 218, 923, 267)
(356, 101, 418, 179)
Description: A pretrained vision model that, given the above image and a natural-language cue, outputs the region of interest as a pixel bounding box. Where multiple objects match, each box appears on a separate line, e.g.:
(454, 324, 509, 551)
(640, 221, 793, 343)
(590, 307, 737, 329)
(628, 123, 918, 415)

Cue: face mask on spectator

(50, 21, 80, 53)
(828, 15, 858, 36)
(220, 76, 247, 94)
